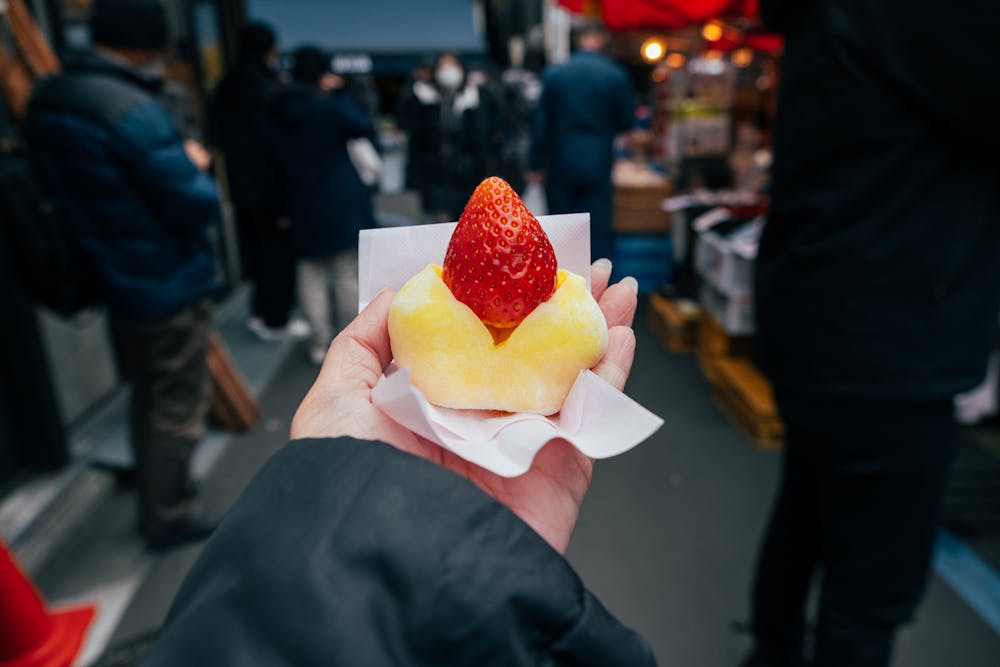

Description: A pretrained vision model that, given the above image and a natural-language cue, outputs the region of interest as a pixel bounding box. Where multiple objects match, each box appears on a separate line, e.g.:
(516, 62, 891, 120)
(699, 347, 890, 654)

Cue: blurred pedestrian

(395, 59, 440, 216)
(397, 53, 496, 222)
(142, 261, 655, 666)
(269, 46, 377, 365)
(211, 22, 308, 342)
(527, 21, 633, 262)
(498, 44, 544, 193)
(745, 2, 1000, 666)
(26, 0, 221, 550)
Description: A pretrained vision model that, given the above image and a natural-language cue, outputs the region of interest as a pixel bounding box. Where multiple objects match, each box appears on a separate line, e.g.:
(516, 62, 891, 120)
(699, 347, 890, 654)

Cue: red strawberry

(442, 177, 558, 329)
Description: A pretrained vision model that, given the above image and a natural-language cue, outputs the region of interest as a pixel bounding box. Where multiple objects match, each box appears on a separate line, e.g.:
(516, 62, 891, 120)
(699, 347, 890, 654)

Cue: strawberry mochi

(387, 177, 607, 415)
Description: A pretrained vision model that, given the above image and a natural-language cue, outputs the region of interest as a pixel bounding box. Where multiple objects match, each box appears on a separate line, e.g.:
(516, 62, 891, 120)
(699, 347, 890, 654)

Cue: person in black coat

(212, 22, 306, 341)
(141, 260, 655, 666)
(397, 53, 498, 223)
(269, 46, 377, 364)
(395, 59, 441, 217)
(527, 22, 634, 263)
(745, 2, 1000, 666)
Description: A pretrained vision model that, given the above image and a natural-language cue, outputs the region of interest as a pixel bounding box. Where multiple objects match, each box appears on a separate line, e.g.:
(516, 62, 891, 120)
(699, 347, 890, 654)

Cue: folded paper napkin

(358, 214, 664, 477)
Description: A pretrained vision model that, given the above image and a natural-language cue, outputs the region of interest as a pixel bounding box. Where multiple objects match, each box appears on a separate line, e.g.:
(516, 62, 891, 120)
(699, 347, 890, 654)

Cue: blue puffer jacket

(26, 52, 219, 321)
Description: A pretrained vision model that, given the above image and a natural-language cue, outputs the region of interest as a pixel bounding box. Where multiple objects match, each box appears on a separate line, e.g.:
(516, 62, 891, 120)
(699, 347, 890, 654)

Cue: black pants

(113, 299, 212, 528)
(749, 398, 957, 667)
(546, 178, 614, 263)
(236, 206, 296, 328)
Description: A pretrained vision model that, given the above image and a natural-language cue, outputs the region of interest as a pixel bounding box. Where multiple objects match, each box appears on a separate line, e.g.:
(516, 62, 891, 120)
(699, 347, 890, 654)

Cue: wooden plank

(709, 356, 784, 450)
(647, 294, 699, 353)
(206, 332, 261, 431)
(5, 0, 60, 76)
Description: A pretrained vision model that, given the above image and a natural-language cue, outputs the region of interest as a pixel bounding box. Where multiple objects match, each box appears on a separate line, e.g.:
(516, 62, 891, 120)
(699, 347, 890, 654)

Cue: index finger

(317, 288, 396, 392)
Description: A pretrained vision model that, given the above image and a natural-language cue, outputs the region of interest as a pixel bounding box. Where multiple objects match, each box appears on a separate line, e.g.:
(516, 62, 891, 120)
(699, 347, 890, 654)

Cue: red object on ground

(0, 540, 96, 667)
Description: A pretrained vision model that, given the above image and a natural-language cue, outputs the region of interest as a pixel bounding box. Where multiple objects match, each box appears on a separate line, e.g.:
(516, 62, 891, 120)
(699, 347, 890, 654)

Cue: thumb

(591, 326, 636, 392)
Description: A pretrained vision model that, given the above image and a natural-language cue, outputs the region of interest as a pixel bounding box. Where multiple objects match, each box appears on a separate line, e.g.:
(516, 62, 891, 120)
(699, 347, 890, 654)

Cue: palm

(292, 260, 637, 554)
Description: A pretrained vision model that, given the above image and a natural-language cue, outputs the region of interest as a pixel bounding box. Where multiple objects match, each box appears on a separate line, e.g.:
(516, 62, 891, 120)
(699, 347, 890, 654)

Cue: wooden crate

(647, 294, 700, 353)
(709, 357, 784, 450)
(696, 312, 754, 387)
(613, 184, 672, 233)
(207, 332, 261, 431)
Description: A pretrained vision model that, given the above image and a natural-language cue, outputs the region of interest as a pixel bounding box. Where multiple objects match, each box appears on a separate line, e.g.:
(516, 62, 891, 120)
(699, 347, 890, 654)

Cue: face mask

(436, 66, 463, 90)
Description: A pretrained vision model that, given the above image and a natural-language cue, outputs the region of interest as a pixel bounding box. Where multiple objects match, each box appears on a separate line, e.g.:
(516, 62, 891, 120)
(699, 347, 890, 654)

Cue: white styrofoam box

(700, 282, 756, 336)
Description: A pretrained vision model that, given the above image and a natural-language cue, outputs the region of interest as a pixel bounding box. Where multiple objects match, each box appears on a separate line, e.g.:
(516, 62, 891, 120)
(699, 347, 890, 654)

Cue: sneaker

(285, 317, 312, 339)
(248, 316, 312, 342)
(308, 345, 327, 365)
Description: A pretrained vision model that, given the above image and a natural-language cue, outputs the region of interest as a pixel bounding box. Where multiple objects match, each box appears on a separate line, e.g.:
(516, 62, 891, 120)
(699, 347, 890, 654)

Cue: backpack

(0, 141, 102, 317)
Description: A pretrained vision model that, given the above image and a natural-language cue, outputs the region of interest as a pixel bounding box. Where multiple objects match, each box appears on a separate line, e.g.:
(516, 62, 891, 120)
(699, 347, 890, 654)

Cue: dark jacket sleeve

(142, 438, 655, 667)
(328, 91, 377, 143)
(527, 73, 551, 171)
(114, 101, 220, 237)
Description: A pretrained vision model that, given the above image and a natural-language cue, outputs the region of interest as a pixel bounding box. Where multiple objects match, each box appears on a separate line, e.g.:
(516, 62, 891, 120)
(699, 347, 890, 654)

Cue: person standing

(527, 22, 633, 262)
(395, 59, 441, 219)
(397, 54, 496, 223)
(211, 22, 308, 342)
(745, 1, 1000, 666)
(269, 46, 377, 365)
(26, 0, 222, 550)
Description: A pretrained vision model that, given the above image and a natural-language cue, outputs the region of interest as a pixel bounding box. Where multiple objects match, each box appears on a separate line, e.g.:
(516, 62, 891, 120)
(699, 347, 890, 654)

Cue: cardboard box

(613, 184, 672, 233)
(647, 294, 700, 353)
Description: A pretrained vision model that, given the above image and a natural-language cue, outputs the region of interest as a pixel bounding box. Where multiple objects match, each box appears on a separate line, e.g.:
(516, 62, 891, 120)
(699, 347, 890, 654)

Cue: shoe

(285, 317, 312, 339)
(145, 510, 220, 552)
(248, 316, 312, 342)
(308, 345, 327, 366)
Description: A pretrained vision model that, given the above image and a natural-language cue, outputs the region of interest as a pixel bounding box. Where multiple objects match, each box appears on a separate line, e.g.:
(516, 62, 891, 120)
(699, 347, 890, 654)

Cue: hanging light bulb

(732, 48, 754, 68)
(702, 21, 723, 42)
(641, 38, 665, 63)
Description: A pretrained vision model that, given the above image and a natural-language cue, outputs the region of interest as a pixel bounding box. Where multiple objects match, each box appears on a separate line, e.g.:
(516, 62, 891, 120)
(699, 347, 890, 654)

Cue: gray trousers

(298, 249, 359, 350)
(114, 298, 212, 528)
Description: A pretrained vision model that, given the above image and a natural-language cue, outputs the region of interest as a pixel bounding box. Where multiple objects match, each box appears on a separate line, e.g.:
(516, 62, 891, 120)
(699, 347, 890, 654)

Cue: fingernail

(620, 276, 639, 293)
(593, 257, 612, 272)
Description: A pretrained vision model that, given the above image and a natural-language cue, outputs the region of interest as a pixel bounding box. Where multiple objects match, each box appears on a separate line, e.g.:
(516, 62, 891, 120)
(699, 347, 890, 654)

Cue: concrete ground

(25, 297, 1000, 666)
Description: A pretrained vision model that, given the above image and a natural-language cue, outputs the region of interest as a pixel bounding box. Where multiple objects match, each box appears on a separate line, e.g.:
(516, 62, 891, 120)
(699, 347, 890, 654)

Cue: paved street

(26, 300, 1000, 666)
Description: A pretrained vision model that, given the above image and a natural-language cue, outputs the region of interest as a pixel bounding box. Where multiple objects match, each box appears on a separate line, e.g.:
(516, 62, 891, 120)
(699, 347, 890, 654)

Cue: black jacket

(755, 0, 1000, 402)
(528, 51, 633, 187)
(142, 439, 655, 666)
(211, 58, 283, 215)
(269, 85, 376, 259)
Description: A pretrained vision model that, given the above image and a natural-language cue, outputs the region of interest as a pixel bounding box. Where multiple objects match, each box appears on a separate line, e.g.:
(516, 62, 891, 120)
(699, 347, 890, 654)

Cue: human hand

(183, 139, 212, 172)
(290, 259, 639, 553)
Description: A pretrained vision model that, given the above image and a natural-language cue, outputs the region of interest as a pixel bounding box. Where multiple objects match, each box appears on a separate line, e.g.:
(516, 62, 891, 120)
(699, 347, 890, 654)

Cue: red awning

(558, 0, 759, 30)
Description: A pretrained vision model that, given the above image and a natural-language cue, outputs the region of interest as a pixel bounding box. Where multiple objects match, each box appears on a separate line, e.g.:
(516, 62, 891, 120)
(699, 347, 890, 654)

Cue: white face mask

(436, 66, 463, 90)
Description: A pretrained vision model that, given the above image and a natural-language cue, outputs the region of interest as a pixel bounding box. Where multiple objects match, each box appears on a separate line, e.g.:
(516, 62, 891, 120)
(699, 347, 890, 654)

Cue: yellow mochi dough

(388, 266, 608, 415)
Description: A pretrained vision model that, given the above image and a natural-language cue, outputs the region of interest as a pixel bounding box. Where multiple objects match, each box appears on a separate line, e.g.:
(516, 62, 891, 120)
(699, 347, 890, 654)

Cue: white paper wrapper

(358, 214, 664, 477)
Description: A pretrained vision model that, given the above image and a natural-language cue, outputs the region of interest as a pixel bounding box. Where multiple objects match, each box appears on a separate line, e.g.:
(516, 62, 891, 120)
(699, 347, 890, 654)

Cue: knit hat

(90, 0, 169, 52)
